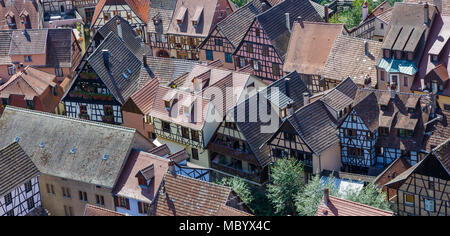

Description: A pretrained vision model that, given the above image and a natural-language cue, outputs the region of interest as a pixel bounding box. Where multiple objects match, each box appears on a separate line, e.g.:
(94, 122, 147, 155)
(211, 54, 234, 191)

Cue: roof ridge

(4, 106, 137, 133)
(0, 141, 20, 153)
(165, 171, 232, 192)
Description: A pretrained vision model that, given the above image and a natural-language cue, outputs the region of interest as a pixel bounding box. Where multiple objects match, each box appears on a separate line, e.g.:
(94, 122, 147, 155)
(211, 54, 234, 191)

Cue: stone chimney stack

(116, 18, 123, 39)
(287, 102, 294, 116)
(364, 75, 372, 88)
(285, 13, 291, 33)
(362, 0, 369, 22)
(303, 92, 310, 106)
(168, 159, 176, 175)
(323, 188, 329, 206)
(297, 16, 304, 28)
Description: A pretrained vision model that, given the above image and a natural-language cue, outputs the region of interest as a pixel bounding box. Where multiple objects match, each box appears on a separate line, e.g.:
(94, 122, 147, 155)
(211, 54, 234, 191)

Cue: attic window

(122, 73, 129, 80)
(192, 7, 203, 27)
(163, 90, 177, 111)
(430, 54, 438, 63)
(176, 6, 187, 25)
(70, 148, 76, 154)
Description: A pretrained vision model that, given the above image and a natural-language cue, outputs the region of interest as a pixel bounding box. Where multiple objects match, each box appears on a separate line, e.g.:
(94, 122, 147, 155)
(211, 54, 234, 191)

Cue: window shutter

(138, 202, 143, 214)
(114, 196, 119, 207)
(125, 198, 130, 210)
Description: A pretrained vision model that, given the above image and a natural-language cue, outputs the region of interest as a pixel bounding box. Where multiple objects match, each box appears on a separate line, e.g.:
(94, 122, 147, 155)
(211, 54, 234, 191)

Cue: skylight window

(70, 148, 76, 154)
(39, 141, 45, 149)
(122, 73, 129, 79)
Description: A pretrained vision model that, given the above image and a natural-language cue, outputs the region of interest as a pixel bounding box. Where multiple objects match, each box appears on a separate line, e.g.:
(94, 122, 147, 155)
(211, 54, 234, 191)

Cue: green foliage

(341, 182, 392, 211)
(230, 0, 247, 7)
(295, 174, 338, 216)
(296, 175, 392, 215)
(219, 176, 274, 216)
(267, 158, 305, 216)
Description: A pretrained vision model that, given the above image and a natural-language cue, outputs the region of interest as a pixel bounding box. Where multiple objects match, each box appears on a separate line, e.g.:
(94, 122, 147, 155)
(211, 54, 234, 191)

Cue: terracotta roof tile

(0, 0, 39, 30)
(92, 0, 150, 27)
(153, 173, 232, 216)
(316, 195, 393, 216)
(284, 21, 343, 75)
(84, 204, 126, 216)
(216, 204, 253, 216)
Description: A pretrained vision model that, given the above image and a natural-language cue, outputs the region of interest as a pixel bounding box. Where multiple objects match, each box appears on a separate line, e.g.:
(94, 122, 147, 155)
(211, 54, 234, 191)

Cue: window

(96, 195, 105, 206)
(391, 75, 398, 85)
(191, 130, 199, 142)
(115, 196, 129, 209)
(429, 177, 435, 190)
(25, 180, 32, 193)
(252, 60, 260, 71)
(7, 65, 15, 75)
(261, 46, 269, 57)
(55, 67, 63, 77)
(234, 159, 242, 170)
(62, 187, 71, 198)
(191, 148, 199, 160)
(6, 210, 14, 216)
(24, 55, 32, 62)
(255, 28, 260, 37)
(379, 127, 389, 136)
(398, 129, 413, 138)
(430, 54, 438, 62)
(225, 53, 232, 63)
(79, 191, 88, 202)
(64, 205, 73, 216)
(4, 193, 12, 205)
(347, 147, 363, 157)
(405, 194, 414, 205)
(424, 198, 435, 212)
(162, 121, 171, 133)
(247, 43, 253, 53)
(1, 98, 9, 106)
(206, 50, 213, 61)
(404, 76, 408, 87)
(272, 63, 280, 76)
(182, 127, 190, 139)
(380, 23, 384, 29)
(284, 132, 295, 142)
(26, 197, 35, 210)
(215, 38, 223, 46)
(138, 201, 151, 214)
(26, 100, 34, 109)
(103, 12, 110, 21)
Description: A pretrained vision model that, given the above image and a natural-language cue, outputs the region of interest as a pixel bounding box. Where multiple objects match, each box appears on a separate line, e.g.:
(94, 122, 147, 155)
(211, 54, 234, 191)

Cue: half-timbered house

(91, 0, 149, 41)
(147, 0, 177, 57)
(165, 0, 234, 60)
(0, 0, 40, 30)
(347, 1, 392, 42)
(198, 0, 269, 70)
(377, 2, 438, 93)
(208, 71, 310, 185)
(0, 106, 155, 216)
(384, 138, 450, 216)
(233, 0, 323, 83)
(0, 142, 41, 216)
(283, 20, 344, 93)
(62, 31, 151, 124)
(339, 89, 433, 176)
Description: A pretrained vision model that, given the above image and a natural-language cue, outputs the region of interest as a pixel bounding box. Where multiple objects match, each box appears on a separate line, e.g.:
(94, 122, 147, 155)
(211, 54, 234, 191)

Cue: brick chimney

(297, 16, 303, 28)
(303, 92, 310, 106)
(323, 188, 329, 206)
(168, 159, 176, 175)
(324, 4, 329, 23)
(362, 0, 369, 21)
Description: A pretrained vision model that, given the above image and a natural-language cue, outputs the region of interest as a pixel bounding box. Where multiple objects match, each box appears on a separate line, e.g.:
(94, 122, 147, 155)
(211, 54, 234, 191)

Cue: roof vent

(14, 137, 20, 142)
(70, 148, 76, 154)
(39, 141, 45, 149)
(103, 154, 109, 160)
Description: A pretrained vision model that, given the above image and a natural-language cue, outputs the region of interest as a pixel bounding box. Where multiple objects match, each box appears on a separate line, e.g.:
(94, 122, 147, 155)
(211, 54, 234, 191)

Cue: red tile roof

(316, 194, 393, 216)
(153, 173, 233, 216)
(284, 21, 344, 75)
(84, 204, 126, 216)
(113, 150, 169, 203)
(0, 0, 39, 29)
(128, 78, 159, 114)
(216, 204, 253, 216)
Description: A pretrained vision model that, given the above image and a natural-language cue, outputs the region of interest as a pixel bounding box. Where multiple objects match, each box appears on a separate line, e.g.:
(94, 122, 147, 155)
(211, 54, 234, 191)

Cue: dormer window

(398, 129, 413, 138)
(26, 99, 34, 109)
(430, 54, 438, 63)
(176, 6, 187, 25)
(379, 127, 389, 136)
(162, 90, 177, 111)
(6, 12, 15, 27)
(381, 104, 387, 111)
(135, 164, 154, 189)
(407, 52, 414, 61)
(192, 7, 203, 28)
(181, 97, 195, 117)
(383, 49, 390, 58)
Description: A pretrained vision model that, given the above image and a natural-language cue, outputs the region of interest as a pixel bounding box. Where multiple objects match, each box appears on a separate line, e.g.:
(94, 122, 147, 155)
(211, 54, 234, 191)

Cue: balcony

(211, 159, 264, 184)
(209, 140, 256, 164)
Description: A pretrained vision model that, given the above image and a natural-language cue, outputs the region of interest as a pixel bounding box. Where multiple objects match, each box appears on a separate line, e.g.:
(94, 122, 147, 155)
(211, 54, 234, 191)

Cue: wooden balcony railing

(211, 161, 263, 184)
(72, 0, 98, 8)
(209, 141, 258, 164)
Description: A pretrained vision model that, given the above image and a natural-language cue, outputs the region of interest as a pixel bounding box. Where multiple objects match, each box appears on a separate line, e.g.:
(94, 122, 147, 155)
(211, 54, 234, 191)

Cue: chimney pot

(285, 13, 291, 32)
(324, 188, 329, 206)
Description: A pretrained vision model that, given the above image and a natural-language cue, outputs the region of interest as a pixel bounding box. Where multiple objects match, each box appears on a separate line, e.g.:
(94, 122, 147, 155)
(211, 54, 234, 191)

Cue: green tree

(295, 174, 338, 216)
(342, 182, 391, 211)
(230, 0, 247, 7)
(220, 177, 254, 206)
(267, 158, 305, 216)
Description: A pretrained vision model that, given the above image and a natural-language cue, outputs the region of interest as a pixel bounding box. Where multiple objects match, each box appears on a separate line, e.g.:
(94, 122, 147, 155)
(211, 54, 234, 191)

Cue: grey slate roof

(255, 0, 323, 58)
(227, 71, 310, 167)
(97, 15, 149, 60)
(0, 142, 40, 197)
(145, 56, 200, 85)
(9, 29, 48, 55)
(212, 0, 265, 48)
(87, 32, 149, 105)
(287, 100, 339, 155)
(147, 0, 177, 34)
(382, 2, 437, 52)
(0, 106, 140, 189)
(0, 31, 12, 65)
(46, 29, 75, 68)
